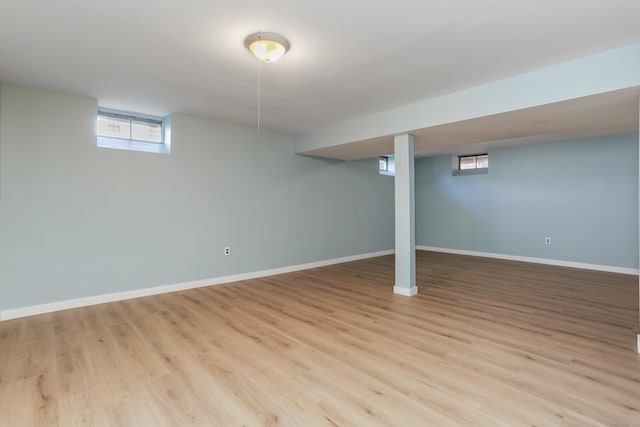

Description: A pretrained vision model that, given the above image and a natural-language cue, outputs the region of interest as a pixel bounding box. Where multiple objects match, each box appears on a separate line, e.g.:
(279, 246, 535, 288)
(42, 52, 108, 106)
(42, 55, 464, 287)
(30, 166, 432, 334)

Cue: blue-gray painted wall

(0, 83, 395, 311)
(2, 82, 637, 312)
(415, 134, 639, 269)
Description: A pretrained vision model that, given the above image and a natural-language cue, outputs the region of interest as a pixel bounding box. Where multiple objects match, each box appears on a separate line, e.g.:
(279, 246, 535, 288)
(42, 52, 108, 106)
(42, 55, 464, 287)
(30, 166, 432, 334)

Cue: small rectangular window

(453, 153, 488, 176)
(97, 109, 170, 154)
(379, 156, 388, 171)
(378, 155, 395, 176)
(459, 154, 488, 170)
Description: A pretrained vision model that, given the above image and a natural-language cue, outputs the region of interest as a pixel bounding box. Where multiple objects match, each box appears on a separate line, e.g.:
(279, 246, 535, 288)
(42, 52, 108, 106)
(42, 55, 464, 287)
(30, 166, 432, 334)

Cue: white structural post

(393, 134, 417, 296)
(637, 96, 640, 353)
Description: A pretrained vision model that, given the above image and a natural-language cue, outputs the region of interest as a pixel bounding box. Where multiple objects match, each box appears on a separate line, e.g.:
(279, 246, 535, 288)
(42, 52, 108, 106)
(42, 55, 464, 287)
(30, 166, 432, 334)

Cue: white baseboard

(393, 286, 418, 296)
(416, 245, 639, 275)
(3, 246, 634, 321)
(0, 249, 395, 321)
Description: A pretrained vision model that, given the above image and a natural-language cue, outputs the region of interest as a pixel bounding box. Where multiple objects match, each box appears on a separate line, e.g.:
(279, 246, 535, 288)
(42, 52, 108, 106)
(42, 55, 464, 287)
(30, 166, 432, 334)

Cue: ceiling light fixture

(244, 32, 290, 62)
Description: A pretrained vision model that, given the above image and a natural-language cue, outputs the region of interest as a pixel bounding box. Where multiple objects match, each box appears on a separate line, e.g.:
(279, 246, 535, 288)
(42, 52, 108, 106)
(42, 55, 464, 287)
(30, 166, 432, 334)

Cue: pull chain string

(257, 59, 262, 131)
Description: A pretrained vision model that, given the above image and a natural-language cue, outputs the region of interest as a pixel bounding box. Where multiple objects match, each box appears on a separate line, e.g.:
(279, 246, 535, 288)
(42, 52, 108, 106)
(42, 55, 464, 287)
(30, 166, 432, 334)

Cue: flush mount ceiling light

(244, 32, 290, 62)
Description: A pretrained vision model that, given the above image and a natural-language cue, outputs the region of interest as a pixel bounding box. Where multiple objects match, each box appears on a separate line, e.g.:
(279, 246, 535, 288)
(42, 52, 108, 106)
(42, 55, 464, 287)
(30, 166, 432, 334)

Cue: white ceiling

(0, 0, 639, 138)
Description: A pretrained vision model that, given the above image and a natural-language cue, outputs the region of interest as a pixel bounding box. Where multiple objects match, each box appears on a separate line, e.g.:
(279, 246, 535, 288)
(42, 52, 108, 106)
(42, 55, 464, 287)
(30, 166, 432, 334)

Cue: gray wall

(416, 134, 639, 269)
(0, 83, 395, 311)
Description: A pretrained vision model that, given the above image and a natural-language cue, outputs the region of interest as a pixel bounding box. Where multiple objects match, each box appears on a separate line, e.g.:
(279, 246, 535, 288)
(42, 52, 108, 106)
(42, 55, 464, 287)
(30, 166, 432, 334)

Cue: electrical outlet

(545, 237, 551, 245)
(224, 246, 230, 256)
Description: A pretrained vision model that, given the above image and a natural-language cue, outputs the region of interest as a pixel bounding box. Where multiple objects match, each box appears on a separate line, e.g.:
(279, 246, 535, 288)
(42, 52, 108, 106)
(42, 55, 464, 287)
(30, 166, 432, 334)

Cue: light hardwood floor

(1, 251, 639, 426)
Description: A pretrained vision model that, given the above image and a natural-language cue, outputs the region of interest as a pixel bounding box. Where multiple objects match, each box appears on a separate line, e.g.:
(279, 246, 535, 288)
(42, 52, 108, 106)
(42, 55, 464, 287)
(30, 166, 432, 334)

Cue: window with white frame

(97, 109, 170, 154)
(453, 153, 488, 175)
(459, 154, 488, 170)
(378, 155, 395, 176)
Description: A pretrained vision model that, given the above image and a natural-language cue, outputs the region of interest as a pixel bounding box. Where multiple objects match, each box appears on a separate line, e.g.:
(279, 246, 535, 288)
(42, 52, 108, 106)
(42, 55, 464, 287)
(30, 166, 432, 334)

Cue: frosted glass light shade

(244, 32, 290, 62)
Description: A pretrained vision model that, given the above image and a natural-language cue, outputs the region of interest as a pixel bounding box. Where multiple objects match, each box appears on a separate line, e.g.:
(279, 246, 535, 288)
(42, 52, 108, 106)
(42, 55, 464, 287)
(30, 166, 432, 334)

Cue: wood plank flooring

(1, 251, 639, 426)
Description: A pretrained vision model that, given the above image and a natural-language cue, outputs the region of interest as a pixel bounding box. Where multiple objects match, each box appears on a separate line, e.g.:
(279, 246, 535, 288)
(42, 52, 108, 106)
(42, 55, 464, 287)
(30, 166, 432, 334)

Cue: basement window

(97, 109, 170, 154)
(453, 153, 488, 176)
(378, 155, 395, 176)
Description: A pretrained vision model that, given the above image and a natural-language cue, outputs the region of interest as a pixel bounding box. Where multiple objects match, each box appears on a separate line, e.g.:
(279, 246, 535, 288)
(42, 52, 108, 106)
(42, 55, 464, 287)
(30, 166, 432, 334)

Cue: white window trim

(452, 153, 488, 176)
(96, 108, 171, 154)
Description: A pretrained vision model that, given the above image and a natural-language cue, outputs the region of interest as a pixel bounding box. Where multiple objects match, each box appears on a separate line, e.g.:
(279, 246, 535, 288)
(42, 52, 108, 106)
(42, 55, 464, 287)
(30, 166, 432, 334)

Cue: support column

(637, 96, 640, 353)
(393, 134, 417, 296)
